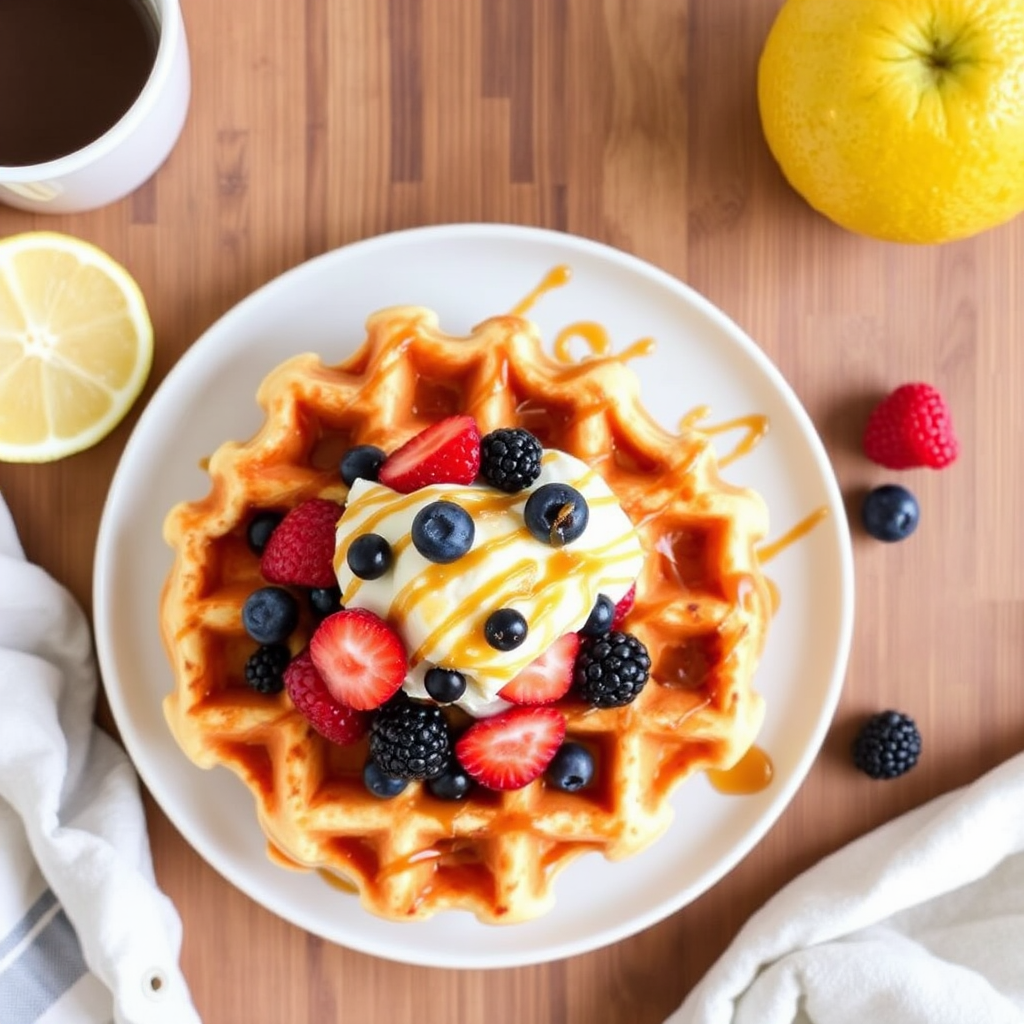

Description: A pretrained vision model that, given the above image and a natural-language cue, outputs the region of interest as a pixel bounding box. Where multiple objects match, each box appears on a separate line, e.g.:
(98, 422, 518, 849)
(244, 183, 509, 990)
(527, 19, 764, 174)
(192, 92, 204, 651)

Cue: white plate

(94, 224, 854, 969)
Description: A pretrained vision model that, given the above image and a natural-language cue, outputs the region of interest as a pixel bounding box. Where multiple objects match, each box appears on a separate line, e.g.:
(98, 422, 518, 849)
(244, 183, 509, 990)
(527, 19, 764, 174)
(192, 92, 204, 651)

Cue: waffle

(161, 306, 772, 923)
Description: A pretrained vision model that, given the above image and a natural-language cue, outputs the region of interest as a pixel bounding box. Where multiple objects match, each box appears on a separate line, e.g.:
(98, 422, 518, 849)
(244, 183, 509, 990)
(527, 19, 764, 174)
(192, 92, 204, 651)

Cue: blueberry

(545, 742, 595, 792)
(862, 484, 919, 542)
(347, 533, 392, 579)
(484, 608, 528, 650)
(309, 585, 342, 618)
(246, 511, 282, 554)
(579, 594, 614, 637)
(339, 445, 386, 487)
(242, 586, 299, 644)
(363, 760, 409, 799)
(424, 667, 467, 703)
(524, 483, 589, 546)
(411, 501, 475, 563)
(426, 763, 473, 801)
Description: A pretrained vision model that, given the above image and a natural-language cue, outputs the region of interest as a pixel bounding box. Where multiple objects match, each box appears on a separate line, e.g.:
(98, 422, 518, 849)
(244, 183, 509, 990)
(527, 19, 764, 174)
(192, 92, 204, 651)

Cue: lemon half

(0, 232, 153, 463)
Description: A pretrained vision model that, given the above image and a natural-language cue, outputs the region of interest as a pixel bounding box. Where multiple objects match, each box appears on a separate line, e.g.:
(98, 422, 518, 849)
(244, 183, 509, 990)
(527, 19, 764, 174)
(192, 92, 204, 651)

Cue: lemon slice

(0, 231, 153, 463)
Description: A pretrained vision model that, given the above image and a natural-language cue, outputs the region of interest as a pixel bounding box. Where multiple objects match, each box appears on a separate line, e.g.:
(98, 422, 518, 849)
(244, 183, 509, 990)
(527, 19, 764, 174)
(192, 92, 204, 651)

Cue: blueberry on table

(346, 533, 393, 580)
(862, 484, 919, 542)
(411, 500, 475, 563)
(484, 608, 528, 651)
(242, 586, 299, 644)
(545, 742, 595, 792)
(339, 444, 386, 487)
(524, 482, 589, 546)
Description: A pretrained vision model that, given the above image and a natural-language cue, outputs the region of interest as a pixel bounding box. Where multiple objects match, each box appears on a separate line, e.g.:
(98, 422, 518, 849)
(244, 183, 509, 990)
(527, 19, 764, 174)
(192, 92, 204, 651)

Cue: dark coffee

(0, 0, 159, 167)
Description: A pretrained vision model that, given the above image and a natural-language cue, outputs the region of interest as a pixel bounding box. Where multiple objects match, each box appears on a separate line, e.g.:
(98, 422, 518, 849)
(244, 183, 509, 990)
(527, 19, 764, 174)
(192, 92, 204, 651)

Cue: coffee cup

(0, 0, 190, 214)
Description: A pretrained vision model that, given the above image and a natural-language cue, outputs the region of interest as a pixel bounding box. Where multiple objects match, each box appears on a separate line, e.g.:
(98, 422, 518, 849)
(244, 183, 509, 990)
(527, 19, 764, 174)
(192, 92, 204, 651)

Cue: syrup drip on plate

(756, 506, 830, 566)
(509, 263, 572, 317)
(706, 745, 774, 795)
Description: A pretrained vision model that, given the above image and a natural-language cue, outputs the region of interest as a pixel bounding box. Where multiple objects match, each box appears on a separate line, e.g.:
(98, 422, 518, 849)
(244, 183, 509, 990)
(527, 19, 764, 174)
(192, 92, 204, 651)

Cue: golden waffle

(161, 306, 772, 923)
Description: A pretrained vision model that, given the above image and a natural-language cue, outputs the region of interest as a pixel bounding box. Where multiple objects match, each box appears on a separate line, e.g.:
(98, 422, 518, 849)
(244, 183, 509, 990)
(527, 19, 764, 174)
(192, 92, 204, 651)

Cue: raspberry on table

(852, 710, 922, 779)
(863, 383, 958, 470)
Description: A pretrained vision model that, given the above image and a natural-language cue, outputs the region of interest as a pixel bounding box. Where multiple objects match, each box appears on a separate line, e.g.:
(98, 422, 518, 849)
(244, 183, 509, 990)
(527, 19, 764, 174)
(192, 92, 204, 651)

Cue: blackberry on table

(244, 643, 291, 694)
(479, 428, 543, 492)
(370, 696, 451, 779)
(573, 631, 651, 708)
(852, 710, 922, 779)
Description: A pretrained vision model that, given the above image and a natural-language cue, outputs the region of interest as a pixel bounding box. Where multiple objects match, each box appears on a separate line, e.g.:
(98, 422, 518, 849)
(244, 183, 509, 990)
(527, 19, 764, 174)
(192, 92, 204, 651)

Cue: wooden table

(2, 1, 1022, 1020)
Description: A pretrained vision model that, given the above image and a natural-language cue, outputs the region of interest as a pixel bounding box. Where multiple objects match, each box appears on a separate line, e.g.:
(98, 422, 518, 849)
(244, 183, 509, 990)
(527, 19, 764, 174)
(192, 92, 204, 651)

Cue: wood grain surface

(2, 1, 1023, 1021)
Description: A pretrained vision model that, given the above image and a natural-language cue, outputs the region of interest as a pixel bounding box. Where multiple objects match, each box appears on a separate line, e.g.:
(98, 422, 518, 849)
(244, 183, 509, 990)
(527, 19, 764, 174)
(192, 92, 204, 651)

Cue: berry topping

(246, 510, 283, 555)
(455, 706, 567, 791)
(309, 585, 342, 618)
(484, 608, 528, 651)
(852, 710, 922, 779)
(339, 444, 386, 487)
(545, 742, 595, 792)
(524, 482, 589, 546)
(426, 762, 474, 801)
(411, 500, 475, 563)
(308, 609, 408, 710)
(242, 586, 299, 644)
(863, 383, 959, 470)
(378, 415, 482, 493)
(498, 633, 580, 705)
(369, 696, 452, 779)
(284, 649, 370, 745)
(346, 532, 393, 580)
(479, 427, 543, 492)
(579, 594, 615, 637)
(611, 584, 636, 629)
(260, 498, 343, 588)
(363, 760, 410, 799)
(424, 666, 467, 704)
(862, 484, 920, 542)
(574, 631, 651, 708)
(244, 643, 291, 695)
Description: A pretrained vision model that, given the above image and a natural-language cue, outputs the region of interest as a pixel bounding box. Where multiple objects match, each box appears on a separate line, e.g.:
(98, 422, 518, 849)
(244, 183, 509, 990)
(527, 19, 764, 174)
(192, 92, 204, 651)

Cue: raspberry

(852, 710, 921, 779)
(479, 428, 543, 492)
(260, 498, 343, 588)
(369, 696, 451, 779)
(284, 649, 370, 745)
(863, 383, 958, 470)
(573, 631, 651, 708)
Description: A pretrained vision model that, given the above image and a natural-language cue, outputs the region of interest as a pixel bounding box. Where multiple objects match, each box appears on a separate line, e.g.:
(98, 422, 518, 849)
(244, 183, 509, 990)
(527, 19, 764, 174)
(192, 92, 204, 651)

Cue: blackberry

(479, 428, 543, 492)
(852, 710, 922, 779)
(370, 697, 451, 779)
(574, 631, 651, 708)
(244, 643, 291, 694)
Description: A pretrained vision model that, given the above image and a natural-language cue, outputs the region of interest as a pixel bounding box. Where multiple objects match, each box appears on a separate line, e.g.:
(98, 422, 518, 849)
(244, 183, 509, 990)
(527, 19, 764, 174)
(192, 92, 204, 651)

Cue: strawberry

(378, 415, 481, 493)
(498, 633, 580, 705)
(455, 706, 566, 790)
(611, 584, 636, 629)
(308, 608, 408, 710)
(284, 649, 370, 745)
(863, 383, 959, 470)
(260, 498, 343, 588)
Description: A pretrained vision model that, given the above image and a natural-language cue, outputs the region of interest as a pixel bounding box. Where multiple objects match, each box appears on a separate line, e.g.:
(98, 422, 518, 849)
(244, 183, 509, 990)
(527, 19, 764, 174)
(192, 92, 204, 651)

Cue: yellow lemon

(758, 0, 1024, 243)
(0, 232, 153, 462)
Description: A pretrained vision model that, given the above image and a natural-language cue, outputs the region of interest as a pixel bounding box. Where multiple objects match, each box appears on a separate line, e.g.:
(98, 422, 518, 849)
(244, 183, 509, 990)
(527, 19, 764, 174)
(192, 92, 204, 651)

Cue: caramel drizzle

(756, 506, 829, 566)
(679, 405, 770, 468)
(509, 264, 572, 317)
(552, 322, 655, 365)
(706, 745, 774, 795)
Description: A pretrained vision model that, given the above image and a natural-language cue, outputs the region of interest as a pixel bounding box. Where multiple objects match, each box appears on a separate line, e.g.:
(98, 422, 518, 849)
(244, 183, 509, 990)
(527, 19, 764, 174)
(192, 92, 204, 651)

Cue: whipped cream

(334, 449, 644, 716)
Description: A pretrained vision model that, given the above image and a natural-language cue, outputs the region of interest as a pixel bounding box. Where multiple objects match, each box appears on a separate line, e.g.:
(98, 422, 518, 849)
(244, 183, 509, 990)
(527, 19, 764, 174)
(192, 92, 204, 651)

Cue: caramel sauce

(706, 745, 774, 795)
(552, 321, 655, 365)
(679, 406, 770, 468)
(509, 264, 572, 317)
(317, 869, 358, 894)
(756, 506, 829, 566)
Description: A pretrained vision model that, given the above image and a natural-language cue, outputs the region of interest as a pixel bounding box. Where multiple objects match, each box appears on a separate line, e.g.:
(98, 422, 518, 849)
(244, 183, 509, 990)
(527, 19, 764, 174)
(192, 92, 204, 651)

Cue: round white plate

(94, 224, 854, 969)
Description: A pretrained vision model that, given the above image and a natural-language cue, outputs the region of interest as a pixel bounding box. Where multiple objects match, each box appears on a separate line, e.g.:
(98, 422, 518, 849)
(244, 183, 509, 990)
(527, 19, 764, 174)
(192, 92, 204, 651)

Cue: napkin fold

(669, 752, 1024, 1024)
(0, 493, 200, 1024)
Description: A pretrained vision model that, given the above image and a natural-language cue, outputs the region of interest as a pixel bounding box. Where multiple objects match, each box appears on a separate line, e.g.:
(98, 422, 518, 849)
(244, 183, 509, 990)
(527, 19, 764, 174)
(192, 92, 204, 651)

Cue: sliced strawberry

(498, 633, 580, 705)
(260, 498, 343, 588)
(284, 649, 370, 745)
(455, 706, 566, 790)
(309, 609, 408, 710)
(377, 415, 481, 493)
(611, 584, 636, 629)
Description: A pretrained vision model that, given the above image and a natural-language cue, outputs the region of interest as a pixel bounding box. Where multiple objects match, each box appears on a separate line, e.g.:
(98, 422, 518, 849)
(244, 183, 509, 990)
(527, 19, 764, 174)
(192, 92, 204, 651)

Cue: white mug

(0, 0, 190, 214)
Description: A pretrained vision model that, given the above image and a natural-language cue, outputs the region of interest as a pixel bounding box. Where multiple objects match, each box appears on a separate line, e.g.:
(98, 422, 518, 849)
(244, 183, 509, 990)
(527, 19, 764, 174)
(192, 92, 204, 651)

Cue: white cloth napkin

(0, 492, 200, 1024)
(669, 752, 1024, 1023)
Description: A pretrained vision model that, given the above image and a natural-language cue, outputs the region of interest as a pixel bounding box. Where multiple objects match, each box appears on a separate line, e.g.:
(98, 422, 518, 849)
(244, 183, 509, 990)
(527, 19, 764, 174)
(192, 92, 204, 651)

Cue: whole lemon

(758, 0, 1024, 243)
